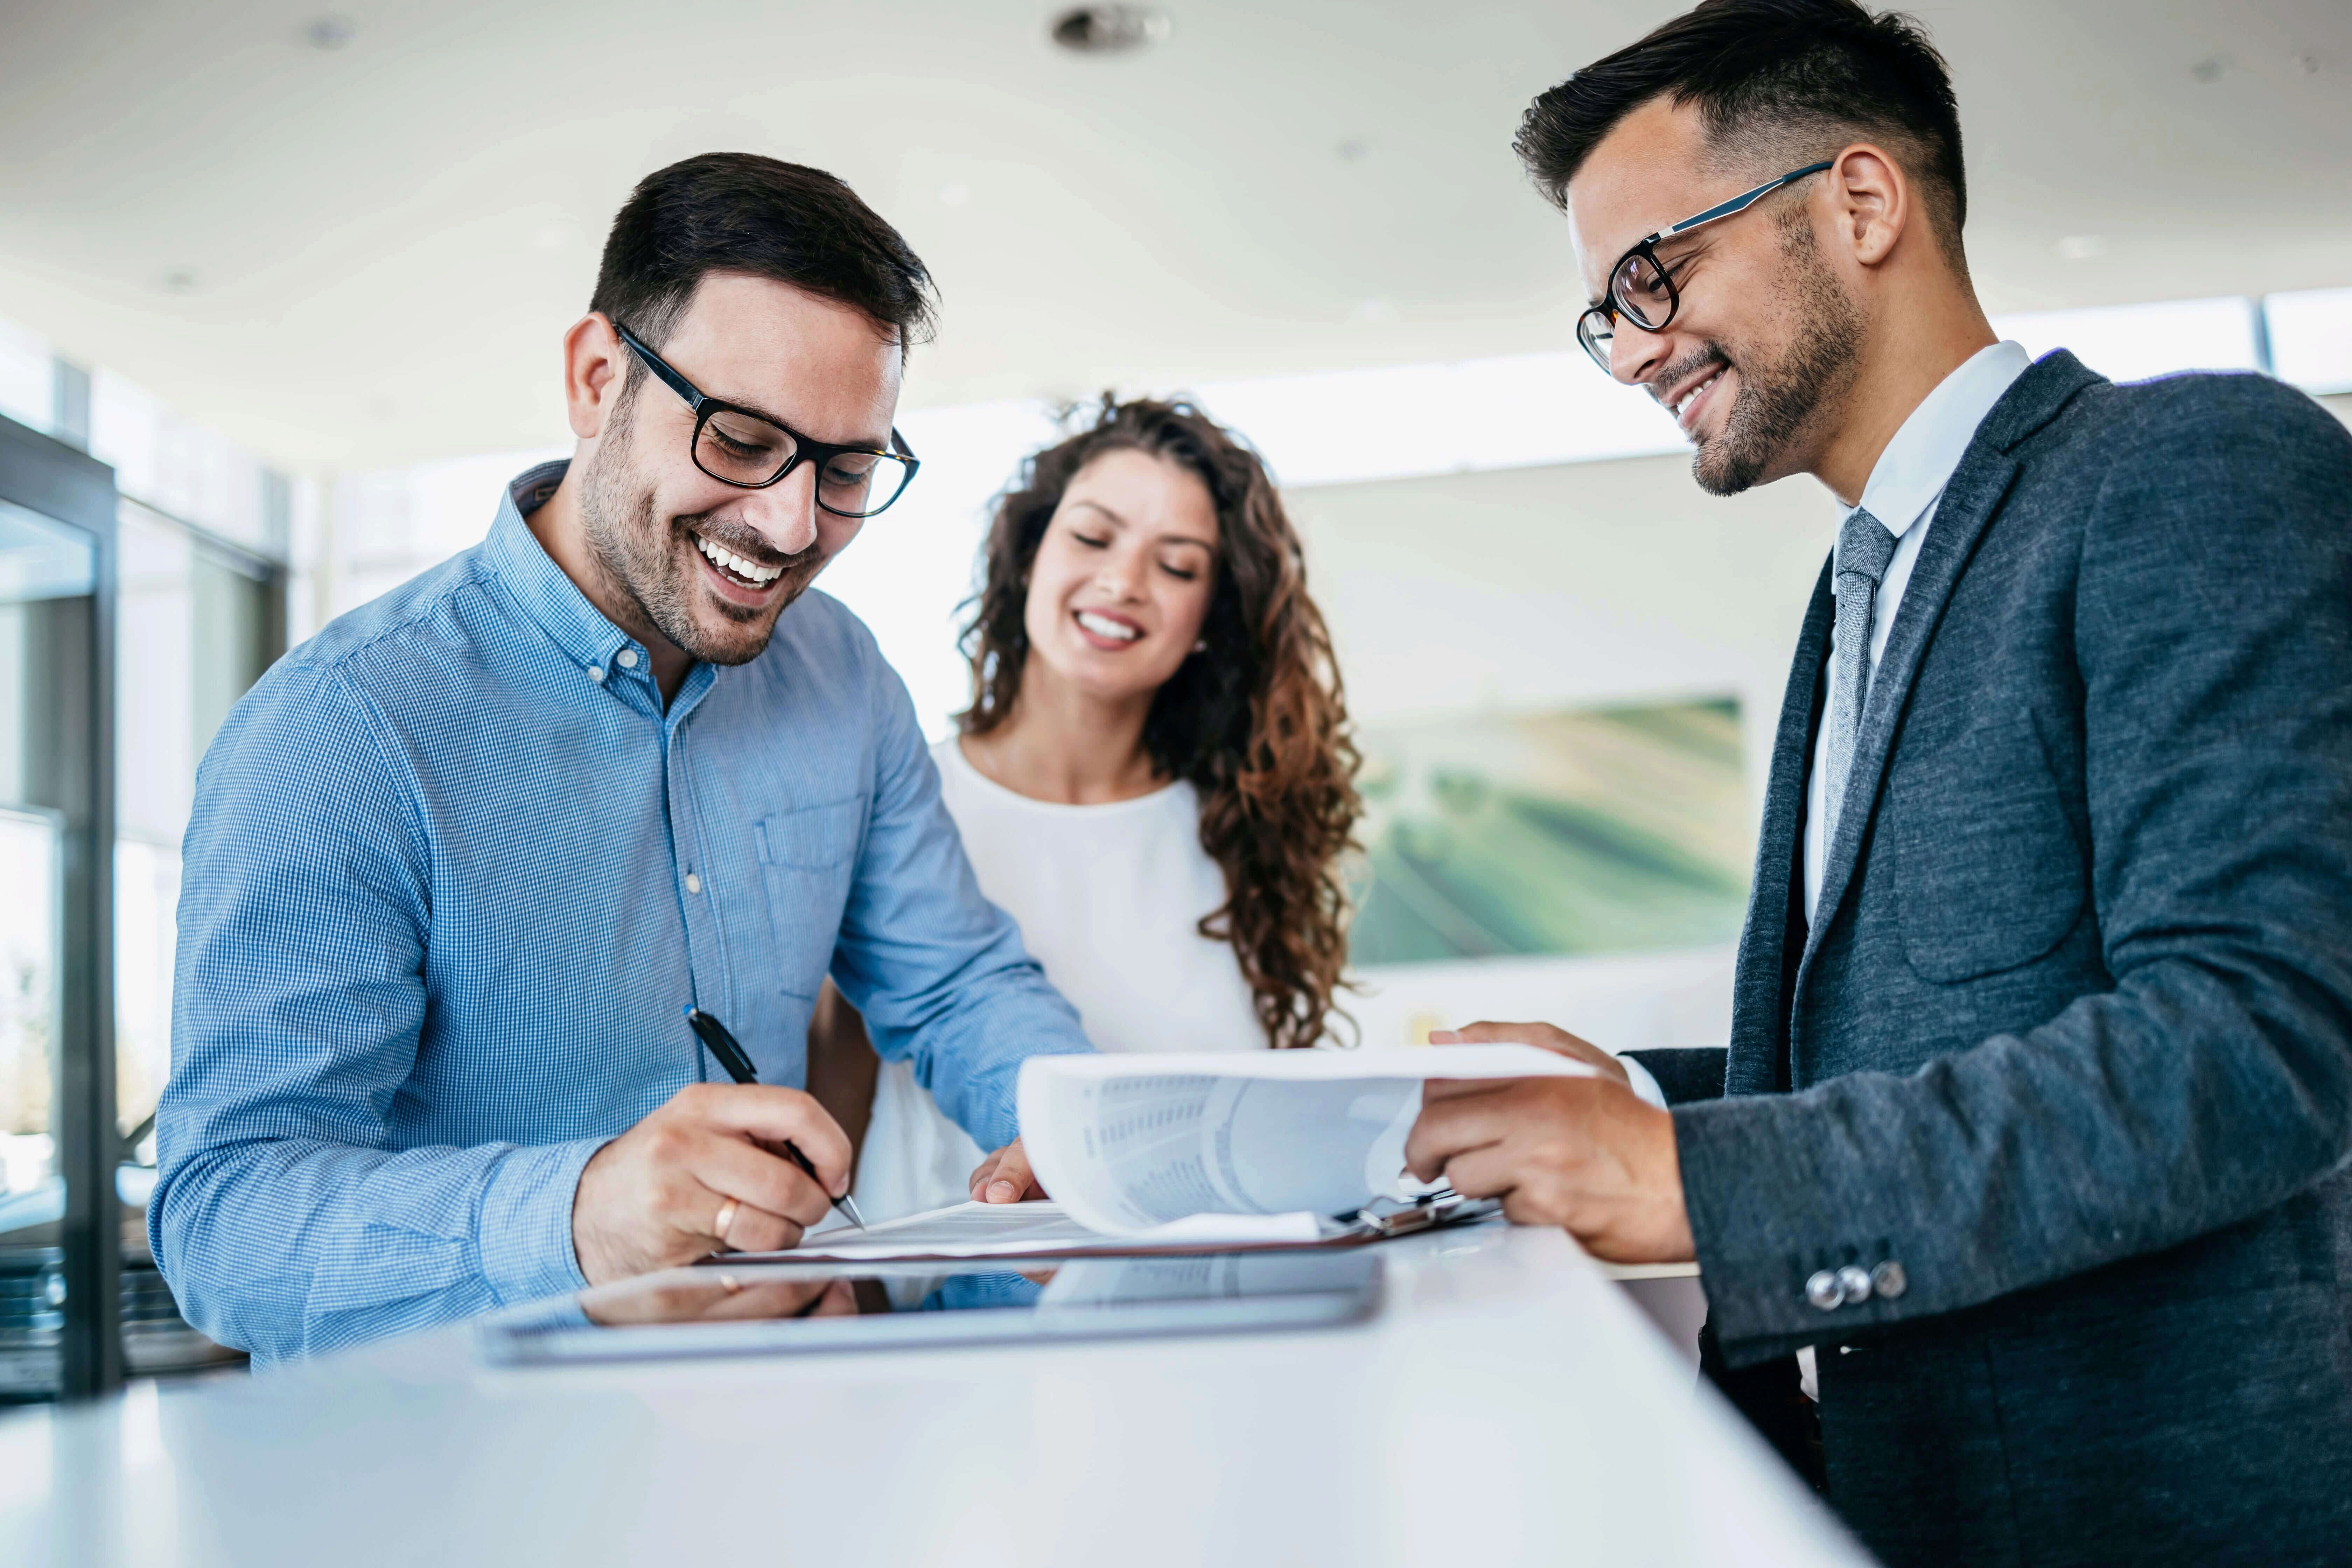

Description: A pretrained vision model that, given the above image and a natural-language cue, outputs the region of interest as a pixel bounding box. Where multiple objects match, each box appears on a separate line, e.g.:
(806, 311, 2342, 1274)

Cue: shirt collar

(480, 460, 649, 686)
(1849, 339, 2034, 538)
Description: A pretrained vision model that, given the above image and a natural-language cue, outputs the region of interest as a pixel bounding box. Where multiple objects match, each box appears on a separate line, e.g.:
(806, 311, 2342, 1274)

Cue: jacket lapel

(1794, 351, 2104, 986)
(1723, 559, 1834, 1097)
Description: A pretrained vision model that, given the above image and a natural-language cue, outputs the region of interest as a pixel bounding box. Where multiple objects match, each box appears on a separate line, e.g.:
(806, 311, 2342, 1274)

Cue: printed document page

(1018, 1044, 1593, 1236)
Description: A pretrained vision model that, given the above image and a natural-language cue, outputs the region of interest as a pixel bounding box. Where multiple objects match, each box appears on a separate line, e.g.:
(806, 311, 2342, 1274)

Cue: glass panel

(113, 504, 276, 1145)
(109, 499, 274, 1383)
(0, 498, 96, 1404)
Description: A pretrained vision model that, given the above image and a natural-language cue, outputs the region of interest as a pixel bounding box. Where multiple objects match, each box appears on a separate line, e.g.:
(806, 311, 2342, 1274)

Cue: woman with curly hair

(847, 394, 1363, 1221)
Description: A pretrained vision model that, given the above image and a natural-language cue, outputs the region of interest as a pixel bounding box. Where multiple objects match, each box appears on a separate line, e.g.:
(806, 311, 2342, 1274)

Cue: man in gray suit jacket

(1404, 2, 2352, 1562)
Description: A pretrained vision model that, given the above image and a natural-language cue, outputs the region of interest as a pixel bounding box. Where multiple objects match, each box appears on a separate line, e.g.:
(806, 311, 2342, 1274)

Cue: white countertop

(1, 1223, 1867, 1566)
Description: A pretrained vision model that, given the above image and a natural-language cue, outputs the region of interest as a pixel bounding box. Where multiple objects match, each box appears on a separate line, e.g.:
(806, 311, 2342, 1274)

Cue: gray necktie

(1823, 507, 1898, 849)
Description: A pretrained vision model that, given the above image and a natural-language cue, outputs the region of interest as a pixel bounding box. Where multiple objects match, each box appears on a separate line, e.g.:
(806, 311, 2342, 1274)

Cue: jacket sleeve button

(1870, 1260, 1907, 1300)
(1836, 1265, 1873, 1305)
(1805, 1269, 1844, 1310)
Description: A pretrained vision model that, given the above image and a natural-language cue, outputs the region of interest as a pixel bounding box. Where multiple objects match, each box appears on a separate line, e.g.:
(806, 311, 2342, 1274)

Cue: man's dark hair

(589, 152, 938, 368)
(1515, 0, 1967, 265)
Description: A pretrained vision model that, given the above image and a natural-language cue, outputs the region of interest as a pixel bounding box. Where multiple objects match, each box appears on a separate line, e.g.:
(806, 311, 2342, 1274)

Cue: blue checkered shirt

(151, 462, 1090, 1363)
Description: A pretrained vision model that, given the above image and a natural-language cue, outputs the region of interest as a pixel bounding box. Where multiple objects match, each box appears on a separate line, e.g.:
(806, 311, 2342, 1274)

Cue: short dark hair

(589, 152, 938, 361)
(1514, 0, 1967, 264)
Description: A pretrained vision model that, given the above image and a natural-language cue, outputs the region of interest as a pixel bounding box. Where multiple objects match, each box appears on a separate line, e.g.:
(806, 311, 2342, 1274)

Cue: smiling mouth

(1074, 609, 1142, 645)
(1672, 367, 1728, 431)
(694, 532, 784, 588)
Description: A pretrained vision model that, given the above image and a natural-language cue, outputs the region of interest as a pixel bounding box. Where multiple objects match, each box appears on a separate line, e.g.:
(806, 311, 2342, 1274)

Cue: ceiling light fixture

(1049, 6, 1171, 54)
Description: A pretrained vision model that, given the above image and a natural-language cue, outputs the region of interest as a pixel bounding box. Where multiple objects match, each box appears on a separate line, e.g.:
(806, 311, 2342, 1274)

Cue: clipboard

(702, 1189, 1505, 1269)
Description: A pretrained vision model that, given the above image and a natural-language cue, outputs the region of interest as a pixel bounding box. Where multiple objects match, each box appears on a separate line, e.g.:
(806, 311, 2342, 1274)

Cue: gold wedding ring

(713, 1196, 740, 1248)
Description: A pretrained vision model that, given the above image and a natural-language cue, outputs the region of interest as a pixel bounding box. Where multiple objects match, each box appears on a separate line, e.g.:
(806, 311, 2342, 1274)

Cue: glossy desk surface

(2, 1223, 1867, 1566)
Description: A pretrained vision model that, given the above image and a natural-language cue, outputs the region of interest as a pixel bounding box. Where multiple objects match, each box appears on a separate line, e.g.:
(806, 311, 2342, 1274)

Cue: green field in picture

(1350, 697, 1752, 965)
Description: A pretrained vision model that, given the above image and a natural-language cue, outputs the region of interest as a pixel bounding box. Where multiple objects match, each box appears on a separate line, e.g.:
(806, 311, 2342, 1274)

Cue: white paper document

(1018, 1044, 1592, 1238)
(747, 1043, 1589, 1264)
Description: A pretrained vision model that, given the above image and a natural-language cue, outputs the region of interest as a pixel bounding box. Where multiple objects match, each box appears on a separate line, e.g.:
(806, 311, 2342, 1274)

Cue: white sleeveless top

(852, 737, 1266, 1222)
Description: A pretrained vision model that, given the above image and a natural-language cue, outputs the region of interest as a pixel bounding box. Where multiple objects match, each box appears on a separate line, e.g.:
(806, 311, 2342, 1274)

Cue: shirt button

(684, 872, 703, 895)
(587, 666, 606, 683)
(1836, 1265, 1873, 1305)
(1805, 1270, 1843, 1311)
(1870, 1261, 1907, 1300)
(617, 649, 638, 669)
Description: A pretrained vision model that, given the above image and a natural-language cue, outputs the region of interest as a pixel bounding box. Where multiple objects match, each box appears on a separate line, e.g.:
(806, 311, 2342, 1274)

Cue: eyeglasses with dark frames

(1575, 161, 1834, 374)
(611, 321, 921, 518)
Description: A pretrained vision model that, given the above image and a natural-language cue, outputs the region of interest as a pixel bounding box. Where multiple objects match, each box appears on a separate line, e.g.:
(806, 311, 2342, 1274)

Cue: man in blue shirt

(151, 153, 1092, 1363)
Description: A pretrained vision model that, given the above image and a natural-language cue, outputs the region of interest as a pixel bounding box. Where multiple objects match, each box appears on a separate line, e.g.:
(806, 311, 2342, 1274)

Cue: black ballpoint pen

(684, 1005, 866, 1230)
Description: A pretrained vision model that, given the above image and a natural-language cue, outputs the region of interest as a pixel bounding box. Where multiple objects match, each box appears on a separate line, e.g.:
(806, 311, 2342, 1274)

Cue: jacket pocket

(1887, 706, 2086, 982)
(756, 799, 865, 998)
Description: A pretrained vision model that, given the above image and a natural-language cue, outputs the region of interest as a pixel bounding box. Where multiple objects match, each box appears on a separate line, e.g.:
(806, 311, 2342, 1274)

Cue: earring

(1193, 639, 1208, 653)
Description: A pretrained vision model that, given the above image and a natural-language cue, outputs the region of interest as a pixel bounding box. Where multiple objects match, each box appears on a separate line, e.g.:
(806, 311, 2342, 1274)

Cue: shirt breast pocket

(1887, 706, 2088, 983)
(755, 800, 866, 1001)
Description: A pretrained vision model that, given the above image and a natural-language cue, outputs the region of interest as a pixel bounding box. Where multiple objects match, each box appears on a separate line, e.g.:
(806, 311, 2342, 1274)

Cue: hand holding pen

(567, 1009, 860, 1285)
(685, 1006, 866, 1232)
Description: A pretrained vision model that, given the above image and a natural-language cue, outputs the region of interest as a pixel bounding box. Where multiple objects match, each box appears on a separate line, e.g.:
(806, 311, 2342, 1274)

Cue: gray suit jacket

(1630, 352, 2352, 1567)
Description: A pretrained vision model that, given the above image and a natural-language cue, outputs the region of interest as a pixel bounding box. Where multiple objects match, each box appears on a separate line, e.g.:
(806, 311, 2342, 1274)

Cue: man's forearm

(152, 1133, 604, 1364)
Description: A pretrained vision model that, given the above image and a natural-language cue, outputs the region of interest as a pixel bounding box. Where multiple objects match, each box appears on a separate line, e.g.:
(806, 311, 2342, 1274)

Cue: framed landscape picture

(1348, 696, 1752, 966)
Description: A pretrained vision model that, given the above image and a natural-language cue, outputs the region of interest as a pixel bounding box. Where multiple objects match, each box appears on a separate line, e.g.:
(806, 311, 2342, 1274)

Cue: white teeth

(1676, 372, 1721, 419)
(1076, 610, 1140, 642)
(697, 535, 781, 584)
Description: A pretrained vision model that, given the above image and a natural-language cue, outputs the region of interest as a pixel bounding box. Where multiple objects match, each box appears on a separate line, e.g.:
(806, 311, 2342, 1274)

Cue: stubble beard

(576, 386, 823, 668)
(1690, 216, 1865, 497)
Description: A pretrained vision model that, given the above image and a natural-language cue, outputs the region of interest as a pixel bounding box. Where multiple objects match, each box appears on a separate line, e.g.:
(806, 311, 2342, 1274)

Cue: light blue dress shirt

(151, 462, 1091, 1364)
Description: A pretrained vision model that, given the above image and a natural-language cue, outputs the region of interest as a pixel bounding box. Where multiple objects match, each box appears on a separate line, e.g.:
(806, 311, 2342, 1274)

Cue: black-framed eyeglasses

(1575, 162, 1834, 374)
(611, 321, 921, 518)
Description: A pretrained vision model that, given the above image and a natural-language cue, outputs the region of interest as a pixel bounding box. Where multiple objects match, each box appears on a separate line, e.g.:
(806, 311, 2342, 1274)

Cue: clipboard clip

(1335, 1186, 1503, 1239)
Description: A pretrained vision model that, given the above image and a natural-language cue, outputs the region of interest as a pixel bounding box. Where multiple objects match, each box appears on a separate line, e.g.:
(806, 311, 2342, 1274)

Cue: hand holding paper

(1015, 1044, 1596, 1237)
(1405, 1031, 1692, 1264)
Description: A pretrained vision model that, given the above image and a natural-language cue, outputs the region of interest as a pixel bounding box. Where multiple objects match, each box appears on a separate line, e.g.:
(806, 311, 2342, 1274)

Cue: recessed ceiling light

(2055, 235, 2107, 261)
(305, 15, 357, 50)
(1049, 6, 1171, 54)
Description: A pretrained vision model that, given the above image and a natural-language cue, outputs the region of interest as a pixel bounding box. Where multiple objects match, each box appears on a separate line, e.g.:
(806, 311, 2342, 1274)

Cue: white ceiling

(0, 0, 2346, 470)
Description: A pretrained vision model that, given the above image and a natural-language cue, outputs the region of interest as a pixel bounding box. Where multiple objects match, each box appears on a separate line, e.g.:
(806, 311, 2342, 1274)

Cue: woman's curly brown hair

(960, 395, 1362, 1049)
